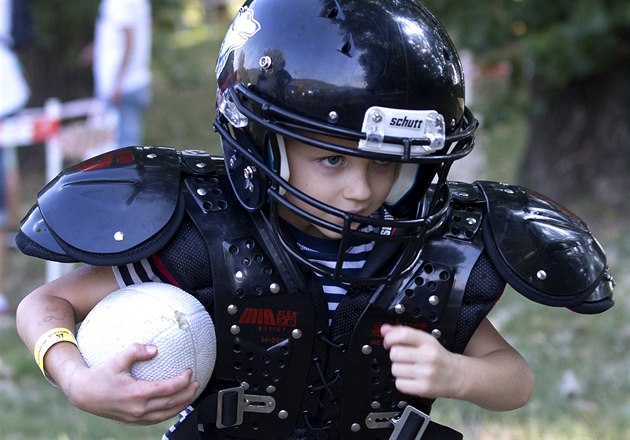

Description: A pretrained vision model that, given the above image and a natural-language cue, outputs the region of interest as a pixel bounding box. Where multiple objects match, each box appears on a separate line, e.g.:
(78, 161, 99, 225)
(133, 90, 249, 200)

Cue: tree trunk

(519, 64, 630, 219)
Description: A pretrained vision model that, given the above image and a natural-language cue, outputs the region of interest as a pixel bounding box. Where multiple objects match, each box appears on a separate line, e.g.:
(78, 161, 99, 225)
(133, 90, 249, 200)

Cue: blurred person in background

(0, 0, 31, 314)
(88, 0, 152, 147)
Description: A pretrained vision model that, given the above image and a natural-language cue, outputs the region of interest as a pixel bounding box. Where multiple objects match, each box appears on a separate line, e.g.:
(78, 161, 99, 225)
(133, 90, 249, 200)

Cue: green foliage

(144, 2, 230, 151)
(152, 0, 188, 30)
(516, 0, 630, 87)
(27, 0, 206, 68)
(29, 0, 99, 66)
(425, 0, 630, 89)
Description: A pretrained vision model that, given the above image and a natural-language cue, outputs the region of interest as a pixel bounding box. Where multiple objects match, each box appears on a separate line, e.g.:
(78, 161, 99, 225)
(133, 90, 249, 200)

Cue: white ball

(77, 282, 216, 400)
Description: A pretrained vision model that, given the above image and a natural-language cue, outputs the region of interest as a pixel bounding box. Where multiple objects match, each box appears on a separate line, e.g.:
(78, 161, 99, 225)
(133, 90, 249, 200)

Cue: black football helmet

(214, 0, 477, 284)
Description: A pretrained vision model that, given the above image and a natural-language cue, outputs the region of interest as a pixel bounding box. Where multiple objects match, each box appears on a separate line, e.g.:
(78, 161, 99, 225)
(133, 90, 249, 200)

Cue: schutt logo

(389, 116, 424, 129)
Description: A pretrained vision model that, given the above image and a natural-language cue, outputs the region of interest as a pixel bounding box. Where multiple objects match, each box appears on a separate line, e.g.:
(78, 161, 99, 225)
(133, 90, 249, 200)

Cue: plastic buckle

(389, 406, 430, 440)
(216, 386, 276, 429)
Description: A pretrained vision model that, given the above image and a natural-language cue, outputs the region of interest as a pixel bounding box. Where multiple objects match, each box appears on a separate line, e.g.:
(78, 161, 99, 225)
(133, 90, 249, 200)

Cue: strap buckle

(389, 406, 430, 440)
(216, 386, 276, 429)
(366, 411, 400, 429)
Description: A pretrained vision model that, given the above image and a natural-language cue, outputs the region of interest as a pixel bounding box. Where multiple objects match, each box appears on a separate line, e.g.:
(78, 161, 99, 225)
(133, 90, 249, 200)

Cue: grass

(2, 11, 629, 440)
(431, 279, 630, 439)
(0, 15, 227, 440)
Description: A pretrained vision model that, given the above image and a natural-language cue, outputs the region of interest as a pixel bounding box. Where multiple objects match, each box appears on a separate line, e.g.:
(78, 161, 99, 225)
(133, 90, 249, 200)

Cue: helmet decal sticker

(216, 7, 261, 78)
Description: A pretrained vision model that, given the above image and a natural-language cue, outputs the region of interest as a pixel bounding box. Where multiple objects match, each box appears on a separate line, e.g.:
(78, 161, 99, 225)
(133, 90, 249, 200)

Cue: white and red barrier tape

(0, 98, 116, 158)
(1, 98, 118, 282)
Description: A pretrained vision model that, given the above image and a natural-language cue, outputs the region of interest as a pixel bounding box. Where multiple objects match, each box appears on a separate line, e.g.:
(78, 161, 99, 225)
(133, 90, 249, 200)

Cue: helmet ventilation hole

(340, 40, 352, 56)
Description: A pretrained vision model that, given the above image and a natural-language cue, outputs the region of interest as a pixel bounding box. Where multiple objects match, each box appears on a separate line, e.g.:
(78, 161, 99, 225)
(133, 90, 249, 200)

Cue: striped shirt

(113, 255, 169, 288)
(113, 217, 380, 323)
(284, 222, 373, 322)
(113, 228, 374, 324)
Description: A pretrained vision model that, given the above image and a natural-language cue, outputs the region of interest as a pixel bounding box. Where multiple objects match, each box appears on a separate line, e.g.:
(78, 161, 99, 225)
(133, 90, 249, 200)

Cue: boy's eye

(322, 156, 343, 167)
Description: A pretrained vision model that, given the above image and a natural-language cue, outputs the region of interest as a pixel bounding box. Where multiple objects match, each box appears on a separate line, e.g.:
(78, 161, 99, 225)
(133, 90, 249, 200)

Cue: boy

(15, 1, 614, 439)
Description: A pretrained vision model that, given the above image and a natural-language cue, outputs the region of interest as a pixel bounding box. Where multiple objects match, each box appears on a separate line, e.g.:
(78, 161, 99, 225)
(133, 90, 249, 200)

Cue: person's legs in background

(115, 85, 152, 147)
(0, 146, 20, 314)
(0, 150, 8, 313)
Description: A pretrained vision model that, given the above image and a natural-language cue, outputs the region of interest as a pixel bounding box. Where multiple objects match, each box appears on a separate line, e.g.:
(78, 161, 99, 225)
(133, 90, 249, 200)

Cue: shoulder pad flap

(33, 146, 182, 261)
(476, 181, 611, 308)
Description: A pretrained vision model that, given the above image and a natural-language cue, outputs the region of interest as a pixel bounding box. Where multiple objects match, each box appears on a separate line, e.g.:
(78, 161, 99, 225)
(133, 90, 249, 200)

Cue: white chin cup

(385, 163, 419, 205)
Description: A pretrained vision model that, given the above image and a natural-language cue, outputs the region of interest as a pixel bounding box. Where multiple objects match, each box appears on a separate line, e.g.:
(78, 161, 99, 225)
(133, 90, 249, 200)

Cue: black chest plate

(182, 157, 328, 439)
(181, 169, 495, 439)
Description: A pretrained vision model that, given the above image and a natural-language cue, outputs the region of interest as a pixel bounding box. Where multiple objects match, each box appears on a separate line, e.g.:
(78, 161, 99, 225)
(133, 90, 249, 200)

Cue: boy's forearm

(16, 290, 90, 393)
(451, 347, 535, 411)
(16, 292, 78, 354)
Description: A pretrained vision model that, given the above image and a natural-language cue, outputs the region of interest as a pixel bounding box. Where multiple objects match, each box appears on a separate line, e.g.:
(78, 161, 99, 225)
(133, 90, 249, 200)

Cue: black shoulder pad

(17, 146, 185, 265)
(476, 181, 614, 313)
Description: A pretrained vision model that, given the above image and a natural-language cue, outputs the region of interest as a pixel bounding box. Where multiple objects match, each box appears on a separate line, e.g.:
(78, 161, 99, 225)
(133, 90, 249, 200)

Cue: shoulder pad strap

(18, 146, 184, 265)
(476, 181, 614, 313)
(448, 181, 484, 203)
(179, 149, 225, 176)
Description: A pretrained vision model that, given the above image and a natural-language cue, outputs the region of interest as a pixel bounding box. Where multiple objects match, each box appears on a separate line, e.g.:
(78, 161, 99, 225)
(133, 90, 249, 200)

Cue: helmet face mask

(214, 0, 478, 284)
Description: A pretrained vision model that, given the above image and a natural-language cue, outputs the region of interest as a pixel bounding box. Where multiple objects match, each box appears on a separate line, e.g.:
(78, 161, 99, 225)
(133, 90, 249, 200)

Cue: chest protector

(16, 147, 614, 440)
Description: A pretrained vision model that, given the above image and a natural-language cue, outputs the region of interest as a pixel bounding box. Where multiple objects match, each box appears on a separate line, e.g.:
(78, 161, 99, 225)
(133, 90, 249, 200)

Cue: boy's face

(279, 134, 398, 239)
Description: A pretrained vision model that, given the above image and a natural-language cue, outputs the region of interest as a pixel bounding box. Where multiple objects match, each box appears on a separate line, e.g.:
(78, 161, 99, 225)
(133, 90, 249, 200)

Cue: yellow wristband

(33, 327, 78, 382)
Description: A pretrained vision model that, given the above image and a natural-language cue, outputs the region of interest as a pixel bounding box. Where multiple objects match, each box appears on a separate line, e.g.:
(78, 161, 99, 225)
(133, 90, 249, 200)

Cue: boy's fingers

(138, 369, 196, 399)
(110, 343, 157, 372)
(382, 325, 432, 348)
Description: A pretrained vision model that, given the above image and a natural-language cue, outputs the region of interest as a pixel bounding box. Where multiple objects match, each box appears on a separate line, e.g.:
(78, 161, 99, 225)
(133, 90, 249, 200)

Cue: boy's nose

(343, 167, 372, 201)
